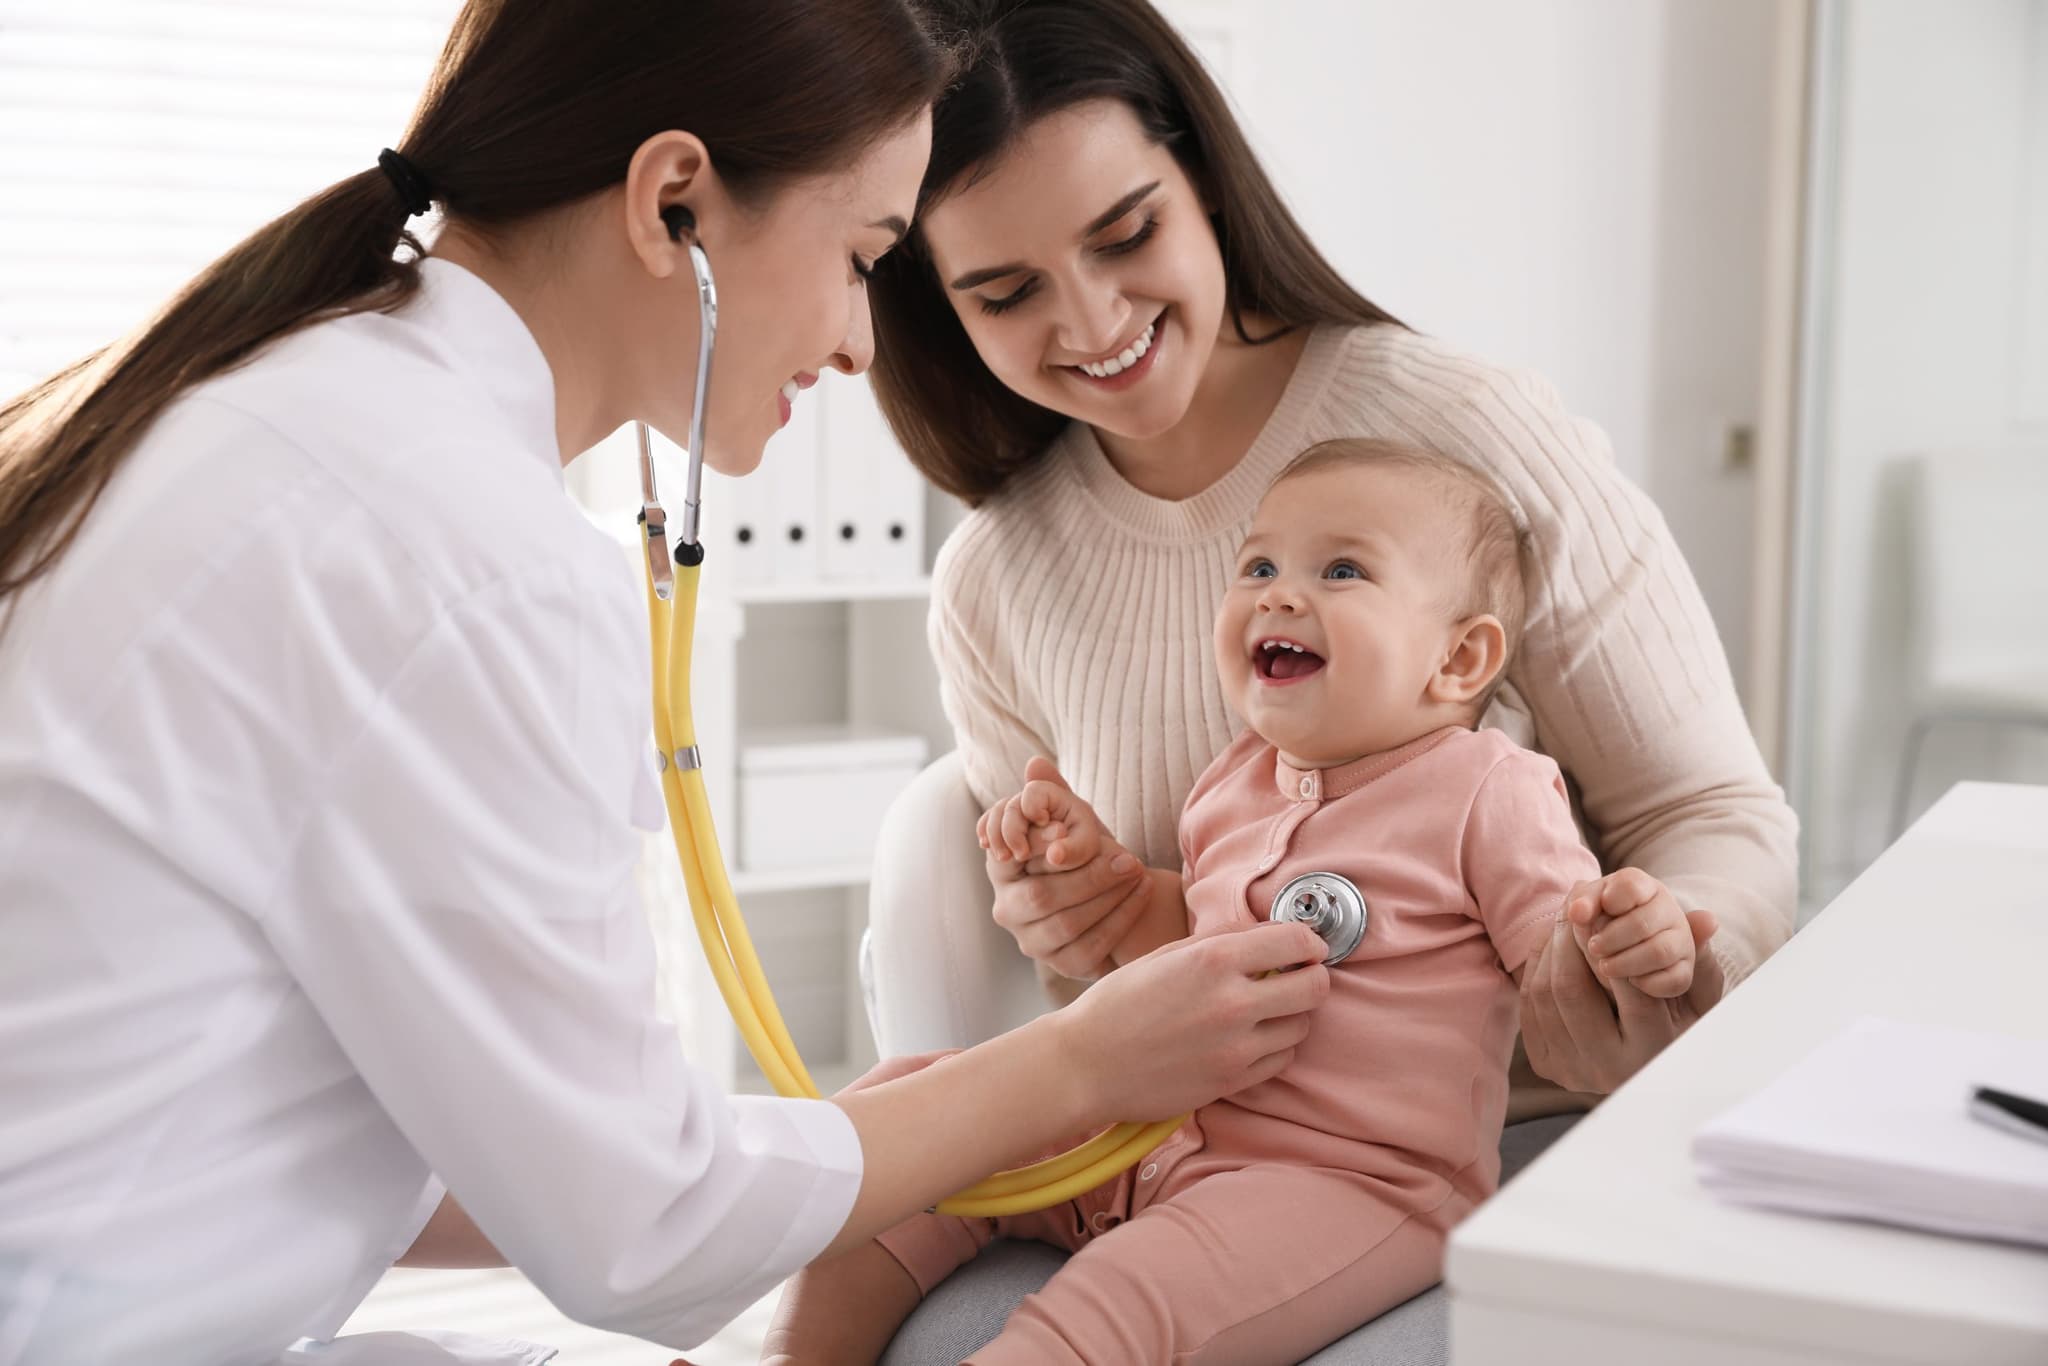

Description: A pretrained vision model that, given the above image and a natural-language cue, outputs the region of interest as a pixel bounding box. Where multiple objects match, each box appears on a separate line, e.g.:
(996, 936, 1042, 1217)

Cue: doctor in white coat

(0, 2, 1333, 1361)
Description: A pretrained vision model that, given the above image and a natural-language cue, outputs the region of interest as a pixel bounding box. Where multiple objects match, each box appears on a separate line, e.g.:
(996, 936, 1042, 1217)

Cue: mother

(861, 0, 1795, 1347)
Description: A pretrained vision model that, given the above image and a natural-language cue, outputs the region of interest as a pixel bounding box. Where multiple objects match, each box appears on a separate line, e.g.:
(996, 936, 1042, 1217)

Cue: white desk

(1447, 782, 2048, 1365)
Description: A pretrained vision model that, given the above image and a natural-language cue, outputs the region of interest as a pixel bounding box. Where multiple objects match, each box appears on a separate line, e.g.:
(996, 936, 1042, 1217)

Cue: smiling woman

(865, 0, 1399, 506)
(857, 1, 1800, 1358)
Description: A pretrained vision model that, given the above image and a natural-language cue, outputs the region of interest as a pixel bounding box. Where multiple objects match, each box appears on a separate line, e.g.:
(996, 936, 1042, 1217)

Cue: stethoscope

(1269, 873, 1367, 964)
(633, 206, 1365, 1217)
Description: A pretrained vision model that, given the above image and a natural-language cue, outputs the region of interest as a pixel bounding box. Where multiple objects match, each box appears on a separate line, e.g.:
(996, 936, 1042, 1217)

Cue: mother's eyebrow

(946, 180, 1163, 292)
(1079, 180, 1161, 237)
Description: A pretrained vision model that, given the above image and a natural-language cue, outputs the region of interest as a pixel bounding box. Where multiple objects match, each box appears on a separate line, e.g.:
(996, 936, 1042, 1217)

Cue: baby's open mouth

(1256, 637, 1326, 682)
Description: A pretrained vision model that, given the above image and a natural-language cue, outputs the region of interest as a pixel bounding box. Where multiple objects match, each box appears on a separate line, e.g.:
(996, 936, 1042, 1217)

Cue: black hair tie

(376, 148, 433, 218)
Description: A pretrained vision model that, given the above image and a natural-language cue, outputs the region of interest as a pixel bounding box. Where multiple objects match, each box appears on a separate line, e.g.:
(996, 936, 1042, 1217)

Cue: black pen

(1968, 1085, 2048, 1147)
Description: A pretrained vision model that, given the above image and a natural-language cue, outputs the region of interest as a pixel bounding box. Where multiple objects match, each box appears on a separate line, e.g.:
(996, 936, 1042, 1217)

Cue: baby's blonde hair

(1268, 438, 1535, 704)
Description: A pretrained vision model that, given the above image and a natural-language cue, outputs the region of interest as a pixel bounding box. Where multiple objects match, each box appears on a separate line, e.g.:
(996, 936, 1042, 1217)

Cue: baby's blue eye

(1326, 562, 1364, 581)
(1246, 560, 1276, 579)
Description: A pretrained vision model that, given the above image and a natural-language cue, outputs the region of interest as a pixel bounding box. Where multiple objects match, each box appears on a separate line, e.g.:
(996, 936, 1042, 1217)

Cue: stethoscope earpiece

(660, 204, 696, 243)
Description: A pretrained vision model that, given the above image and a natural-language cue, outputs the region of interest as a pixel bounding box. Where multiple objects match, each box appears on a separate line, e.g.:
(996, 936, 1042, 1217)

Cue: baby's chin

(1242, 699, 1427, 768)
(1243, 711, 1368, 768)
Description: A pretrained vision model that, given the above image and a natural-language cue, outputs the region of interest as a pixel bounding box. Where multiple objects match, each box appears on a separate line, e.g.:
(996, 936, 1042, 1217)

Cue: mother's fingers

(992, 858, 1137, 931)
(1518, 923, 1573, 1075)
(1547, 916, 1620, 1059)
(1034, 883, 1151, 978)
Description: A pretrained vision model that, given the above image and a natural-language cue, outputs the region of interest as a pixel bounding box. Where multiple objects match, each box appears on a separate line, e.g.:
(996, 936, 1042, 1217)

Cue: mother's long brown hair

(0, 0, 947, 612)
(867, 0, 1401, 506)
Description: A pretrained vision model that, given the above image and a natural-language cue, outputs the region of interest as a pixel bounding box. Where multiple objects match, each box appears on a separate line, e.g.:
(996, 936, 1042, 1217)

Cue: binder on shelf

(725, 429, 780, 588)
(871, 435, 927, 581)
(768, 380, 825, 584)
(695, 464, 747, 597)
(831, 375, 926, 582)
(817, 376, 871, 582)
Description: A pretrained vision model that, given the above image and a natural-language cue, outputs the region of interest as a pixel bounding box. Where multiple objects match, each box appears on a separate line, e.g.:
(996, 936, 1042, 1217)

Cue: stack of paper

(1694, 1016, 2048, 1248)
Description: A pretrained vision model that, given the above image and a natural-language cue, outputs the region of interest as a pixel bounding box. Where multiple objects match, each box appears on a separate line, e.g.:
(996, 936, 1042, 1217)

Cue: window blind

(0, 0, 462, 393)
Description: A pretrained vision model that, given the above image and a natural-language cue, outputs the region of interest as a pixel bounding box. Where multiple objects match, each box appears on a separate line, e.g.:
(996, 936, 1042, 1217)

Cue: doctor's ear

(623, 129, 716, 276)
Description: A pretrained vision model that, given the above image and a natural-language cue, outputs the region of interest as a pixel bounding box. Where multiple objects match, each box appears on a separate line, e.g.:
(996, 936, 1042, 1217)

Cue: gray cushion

(880, 1113, 1582, 1365)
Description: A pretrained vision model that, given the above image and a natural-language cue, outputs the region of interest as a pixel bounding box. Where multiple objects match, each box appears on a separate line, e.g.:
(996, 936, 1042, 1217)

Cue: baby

(771, 438, 1699, 1364)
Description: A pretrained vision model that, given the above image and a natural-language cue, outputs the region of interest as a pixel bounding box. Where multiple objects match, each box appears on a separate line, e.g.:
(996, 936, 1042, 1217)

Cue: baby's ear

(1427, 614, 1508, 707)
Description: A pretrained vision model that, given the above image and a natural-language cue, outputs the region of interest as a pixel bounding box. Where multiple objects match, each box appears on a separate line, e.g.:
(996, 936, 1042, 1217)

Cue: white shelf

(729, 861, 872, 895)
(731, 577, 931, 605)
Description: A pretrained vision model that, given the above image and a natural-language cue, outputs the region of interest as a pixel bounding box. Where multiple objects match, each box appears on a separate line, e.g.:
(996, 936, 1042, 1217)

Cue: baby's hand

(977, 757, 1110, 874)
(1565, 867, 1696, 998)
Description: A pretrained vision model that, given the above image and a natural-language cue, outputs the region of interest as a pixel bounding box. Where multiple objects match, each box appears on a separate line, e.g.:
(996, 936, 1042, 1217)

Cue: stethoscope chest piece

(1270, 872, 1368, 965)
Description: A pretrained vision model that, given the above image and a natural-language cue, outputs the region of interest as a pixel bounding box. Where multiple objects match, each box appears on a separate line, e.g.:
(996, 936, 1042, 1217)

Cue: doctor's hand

(1059, 922, 1332, 1122)
(1518, 901, 1725, 1096)
(985, 758, 1151, 980)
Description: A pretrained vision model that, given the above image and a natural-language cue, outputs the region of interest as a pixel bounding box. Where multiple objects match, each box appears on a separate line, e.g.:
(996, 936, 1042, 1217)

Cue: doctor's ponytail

(0, 0, 948, 616)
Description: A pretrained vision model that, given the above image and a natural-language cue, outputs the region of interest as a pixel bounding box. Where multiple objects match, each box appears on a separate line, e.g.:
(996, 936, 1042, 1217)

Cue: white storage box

(737, 725, 930, 873)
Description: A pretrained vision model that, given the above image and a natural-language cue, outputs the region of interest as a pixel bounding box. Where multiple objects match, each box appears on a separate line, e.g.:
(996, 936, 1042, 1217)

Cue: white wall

(1182, 0, 1780, 702)
(1792, 0, 2048, 902)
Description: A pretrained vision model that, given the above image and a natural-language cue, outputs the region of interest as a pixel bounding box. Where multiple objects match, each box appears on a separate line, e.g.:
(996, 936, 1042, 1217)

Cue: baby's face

(1214, 464, 1475, 766)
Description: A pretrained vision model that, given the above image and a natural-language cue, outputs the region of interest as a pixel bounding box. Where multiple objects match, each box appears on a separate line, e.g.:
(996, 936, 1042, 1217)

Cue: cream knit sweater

(929, 323, 1797, 1095)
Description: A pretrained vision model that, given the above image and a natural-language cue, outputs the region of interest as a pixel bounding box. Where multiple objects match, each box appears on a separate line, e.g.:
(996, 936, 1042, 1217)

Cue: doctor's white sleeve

(254, 558, 861, 1348)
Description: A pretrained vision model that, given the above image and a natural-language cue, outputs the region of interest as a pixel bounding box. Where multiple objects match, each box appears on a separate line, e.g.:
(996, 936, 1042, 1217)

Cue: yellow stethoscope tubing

(643, 554, 1186, 1216)
(636, 228, 1182, 1218)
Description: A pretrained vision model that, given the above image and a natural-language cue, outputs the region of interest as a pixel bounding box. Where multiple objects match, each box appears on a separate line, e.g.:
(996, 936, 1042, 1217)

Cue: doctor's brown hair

(865, 0, 1403, 506)
(0, 0, 947, 614)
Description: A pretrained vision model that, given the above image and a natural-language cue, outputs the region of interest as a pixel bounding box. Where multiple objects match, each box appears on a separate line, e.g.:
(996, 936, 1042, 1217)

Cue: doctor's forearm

(822, 1011, 1097, 1255)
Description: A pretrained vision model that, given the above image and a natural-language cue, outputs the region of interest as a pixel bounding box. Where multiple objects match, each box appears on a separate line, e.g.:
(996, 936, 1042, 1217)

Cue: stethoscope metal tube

(633, 224, 1184, 1217)
(637, 237, 717, 601)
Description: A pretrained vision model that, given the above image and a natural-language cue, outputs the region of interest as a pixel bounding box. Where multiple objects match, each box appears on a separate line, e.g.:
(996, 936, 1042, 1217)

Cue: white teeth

(780, 379, 799, 403)
(1259, 639, 1308, 654)
(1079, 321, 1157, 379)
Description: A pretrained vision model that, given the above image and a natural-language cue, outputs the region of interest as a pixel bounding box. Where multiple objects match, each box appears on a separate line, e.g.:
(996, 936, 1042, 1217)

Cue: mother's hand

(986, 760, 1150, 979)
(1519, 896, 1724, 1095)
(990, 850, 1151, 980)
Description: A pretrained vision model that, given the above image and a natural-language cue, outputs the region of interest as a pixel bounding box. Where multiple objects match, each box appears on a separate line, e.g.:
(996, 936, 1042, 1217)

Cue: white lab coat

(0, 260, 863, 1364)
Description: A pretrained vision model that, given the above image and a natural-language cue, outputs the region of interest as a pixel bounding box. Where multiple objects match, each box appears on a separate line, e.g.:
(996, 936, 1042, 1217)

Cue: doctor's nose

(831, 287, 876, 377)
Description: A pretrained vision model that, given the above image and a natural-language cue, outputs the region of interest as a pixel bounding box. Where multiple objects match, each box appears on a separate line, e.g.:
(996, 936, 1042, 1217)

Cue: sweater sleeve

(1382, 339, 1798, 988)
(927, 525, 1048, 811)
